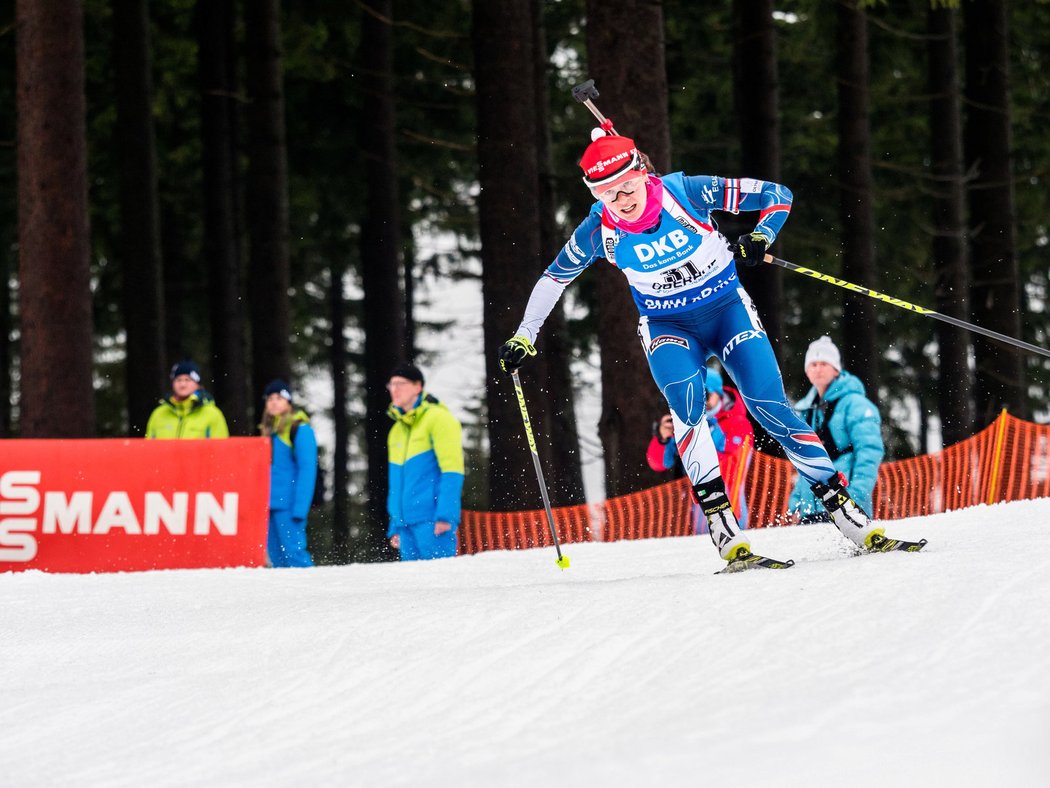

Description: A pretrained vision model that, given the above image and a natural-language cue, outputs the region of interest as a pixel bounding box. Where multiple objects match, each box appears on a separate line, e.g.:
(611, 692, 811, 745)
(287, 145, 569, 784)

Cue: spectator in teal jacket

(386, 363, 464, 561)
(261, 379, 316, 568)
(145, 360, 229, 439)
(789, 336, 884, 521)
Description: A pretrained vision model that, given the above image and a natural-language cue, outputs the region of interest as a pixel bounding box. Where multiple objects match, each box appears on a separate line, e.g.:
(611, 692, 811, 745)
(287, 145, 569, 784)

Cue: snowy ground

(2, 499, 1048, 788)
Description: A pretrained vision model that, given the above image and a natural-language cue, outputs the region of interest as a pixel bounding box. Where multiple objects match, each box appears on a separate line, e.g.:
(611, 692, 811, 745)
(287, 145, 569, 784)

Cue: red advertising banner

(0, 438, 270, 573)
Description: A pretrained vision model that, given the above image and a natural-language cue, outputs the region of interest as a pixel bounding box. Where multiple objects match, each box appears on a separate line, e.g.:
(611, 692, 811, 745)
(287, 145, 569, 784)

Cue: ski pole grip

(572, 79, 599, 103)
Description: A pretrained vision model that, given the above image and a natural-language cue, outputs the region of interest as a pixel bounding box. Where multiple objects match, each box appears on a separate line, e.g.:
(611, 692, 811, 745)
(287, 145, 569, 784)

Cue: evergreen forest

(3, 0, 1049, 562)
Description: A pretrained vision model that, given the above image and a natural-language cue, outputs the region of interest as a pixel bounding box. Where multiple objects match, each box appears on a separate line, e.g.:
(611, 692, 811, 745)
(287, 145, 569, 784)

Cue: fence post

(985, 409, 1010, 505)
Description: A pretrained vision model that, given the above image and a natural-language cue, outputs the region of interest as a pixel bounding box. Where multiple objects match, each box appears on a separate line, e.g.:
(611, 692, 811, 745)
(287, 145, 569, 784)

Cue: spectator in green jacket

(145, 360, 229, 439)
(386, 363, 464, 561)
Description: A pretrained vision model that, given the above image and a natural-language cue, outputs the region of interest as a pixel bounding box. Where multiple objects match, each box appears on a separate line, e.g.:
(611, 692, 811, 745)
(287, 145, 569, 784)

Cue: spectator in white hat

(788, 336, 885, 523)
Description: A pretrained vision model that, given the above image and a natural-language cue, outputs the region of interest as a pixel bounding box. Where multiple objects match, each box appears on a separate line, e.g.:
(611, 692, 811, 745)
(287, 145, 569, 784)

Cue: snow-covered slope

(2, 500, 1048, 788)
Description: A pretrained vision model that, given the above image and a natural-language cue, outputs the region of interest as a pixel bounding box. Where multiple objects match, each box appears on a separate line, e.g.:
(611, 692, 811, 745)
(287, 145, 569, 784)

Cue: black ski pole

(765, 254, 1050, 360)
(509, 370, 570, 570)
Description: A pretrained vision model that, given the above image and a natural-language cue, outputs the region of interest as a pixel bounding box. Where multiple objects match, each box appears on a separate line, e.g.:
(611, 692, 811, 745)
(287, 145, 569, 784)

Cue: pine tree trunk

(927, 5, 975, 445)
(963, 0, 1025, 423)
(835, 0, 879, 394)
(0, 243, 11, 437)
(586, 0, 670, 497)
(161, 202, 187, 363)
(197, 0, 249, 432)
(732, 0, 783, 357)
(16, 0, 96, 438)
(244, 0, 292, 419)
(532, 0, 585, 505)
(474, 0, 558, 511)
(403, 238, 416, 358)
(731, 0, 789, 458)
(358, 0, 407, 554)
(112, 0, 167, 436)
(329, 260, 351, 562)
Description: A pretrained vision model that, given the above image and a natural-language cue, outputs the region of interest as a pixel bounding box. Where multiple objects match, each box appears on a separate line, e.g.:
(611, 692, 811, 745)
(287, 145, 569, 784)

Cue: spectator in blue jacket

(386, 363, 464, 561)
(789, 336, 884, 522)
(261, 379, 317, 567)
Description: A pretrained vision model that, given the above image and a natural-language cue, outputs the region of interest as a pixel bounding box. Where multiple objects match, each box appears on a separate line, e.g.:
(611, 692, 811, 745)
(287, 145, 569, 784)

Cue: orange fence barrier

(458, 503, 594, 554)
(459, 412, 1050, 555)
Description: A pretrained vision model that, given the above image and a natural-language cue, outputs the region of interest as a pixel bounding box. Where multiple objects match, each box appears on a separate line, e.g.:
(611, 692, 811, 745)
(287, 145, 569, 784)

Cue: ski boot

(812, 472, 927, 553)
(696, 481, 794, 573)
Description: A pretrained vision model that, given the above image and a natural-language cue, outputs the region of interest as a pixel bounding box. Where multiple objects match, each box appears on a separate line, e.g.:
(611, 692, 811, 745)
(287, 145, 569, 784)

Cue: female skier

(497, 131, 923, 570)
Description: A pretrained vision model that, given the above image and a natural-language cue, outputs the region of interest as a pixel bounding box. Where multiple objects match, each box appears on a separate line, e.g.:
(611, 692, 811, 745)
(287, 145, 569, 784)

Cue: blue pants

(267, 510, 314, 568)
(396, 522, 457, 561)
(639, 287, 835, 490)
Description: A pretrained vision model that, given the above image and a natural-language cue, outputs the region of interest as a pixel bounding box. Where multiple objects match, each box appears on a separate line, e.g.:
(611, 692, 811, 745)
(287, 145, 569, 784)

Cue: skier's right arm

(498, 212, 604, 374)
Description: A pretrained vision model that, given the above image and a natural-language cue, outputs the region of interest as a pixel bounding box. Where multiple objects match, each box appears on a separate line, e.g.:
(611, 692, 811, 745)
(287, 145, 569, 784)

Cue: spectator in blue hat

(260, 379, 316, 568)
(145, 360, 229, 439)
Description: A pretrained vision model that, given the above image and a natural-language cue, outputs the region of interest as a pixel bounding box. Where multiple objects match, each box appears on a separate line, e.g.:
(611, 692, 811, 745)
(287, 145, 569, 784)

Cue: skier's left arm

(432, 411, 465, 530)
(843, 395, 884, 505)
(680, 175, 793, 265)
(737, 178, 793, 246)
(681, 176, 792, 243)
(291, 423, 318, 521)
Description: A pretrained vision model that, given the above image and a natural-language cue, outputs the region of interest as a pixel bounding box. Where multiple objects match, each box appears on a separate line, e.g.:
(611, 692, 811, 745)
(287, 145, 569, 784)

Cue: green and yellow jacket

(386, 393, 464, 536)
(145, 390, 229, 439)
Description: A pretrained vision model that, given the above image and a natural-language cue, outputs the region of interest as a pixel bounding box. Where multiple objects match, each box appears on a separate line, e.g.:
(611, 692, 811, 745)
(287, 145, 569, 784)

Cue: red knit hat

(579, 134, 641, 187)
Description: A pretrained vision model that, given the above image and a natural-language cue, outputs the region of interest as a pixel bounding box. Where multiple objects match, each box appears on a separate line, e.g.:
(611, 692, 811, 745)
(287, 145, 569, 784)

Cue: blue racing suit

(514, 173, 839, 556)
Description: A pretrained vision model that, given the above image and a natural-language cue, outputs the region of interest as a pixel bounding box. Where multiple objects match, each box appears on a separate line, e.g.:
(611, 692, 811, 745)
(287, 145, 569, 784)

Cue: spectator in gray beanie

(788, 336, 885, 522)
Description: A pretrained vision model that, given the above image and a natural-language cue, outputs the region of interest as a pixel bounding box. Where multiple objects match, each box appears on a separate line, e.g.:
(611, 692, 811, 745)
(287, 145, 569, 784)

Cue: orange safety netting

(459, 412, 1050, 555)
